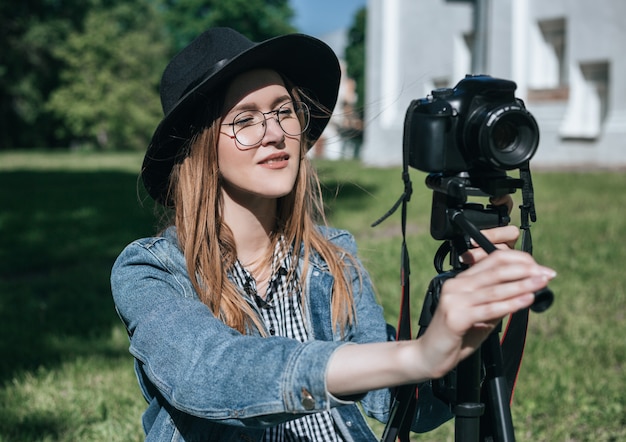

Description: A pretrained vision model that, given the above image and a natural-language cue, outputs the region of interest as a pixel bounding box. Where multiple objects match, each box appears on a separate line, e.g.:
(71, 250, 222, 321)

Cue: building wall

(362, 0, 626, 169)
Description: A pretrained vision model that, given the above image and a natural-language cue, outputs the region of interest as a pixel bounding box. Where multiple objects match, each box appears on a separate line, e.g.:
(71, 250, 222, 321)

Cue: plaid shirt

(230, 239, 343, 442)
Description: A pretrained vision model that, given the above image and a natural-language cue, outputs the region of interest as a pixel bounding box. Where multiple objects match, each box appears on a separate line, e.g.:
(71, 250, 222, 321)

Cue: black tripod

(379, 171, 553, 442)
(421, 192, 514, 441)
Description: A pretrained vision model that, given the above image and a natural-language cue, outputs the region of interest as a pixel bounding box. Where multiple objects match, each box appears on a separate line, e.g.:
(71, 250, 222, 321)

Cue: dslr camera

(403, 74, 539, 193)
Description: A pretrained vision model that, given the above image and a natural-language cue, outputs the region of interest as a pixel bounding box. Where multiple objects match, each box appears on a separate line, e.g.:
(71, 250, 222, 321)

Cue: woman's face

(218, 69, 302, 205)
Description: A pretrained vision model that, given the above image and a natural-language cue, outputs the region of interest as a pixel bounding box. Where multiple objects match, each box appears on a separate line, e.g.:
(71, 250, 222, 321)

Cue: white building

(362, 0, 626, 168)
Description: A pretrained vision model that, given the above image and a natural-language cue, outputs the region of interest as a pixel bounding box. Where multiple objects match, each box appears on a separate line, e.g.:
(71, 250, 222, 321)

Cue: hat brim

(142, 33, 341, 205)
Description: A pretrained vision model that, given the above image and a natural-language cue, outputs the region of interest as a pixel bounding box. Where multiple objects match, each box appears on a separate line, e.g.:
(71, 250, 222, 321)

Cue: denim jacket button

(301, 387, 316, 410)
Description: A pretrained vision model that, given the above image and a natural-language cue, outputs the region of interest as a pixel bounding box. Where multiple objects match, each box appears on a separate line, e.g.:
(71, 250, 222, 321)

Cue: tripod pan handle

(530, 287, 553, 313)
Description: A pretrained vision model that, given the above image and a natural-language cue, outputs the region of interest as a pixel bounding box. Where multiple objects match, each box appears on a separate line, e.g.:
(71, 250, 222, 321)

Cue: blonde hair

(166, 82, 357, 335)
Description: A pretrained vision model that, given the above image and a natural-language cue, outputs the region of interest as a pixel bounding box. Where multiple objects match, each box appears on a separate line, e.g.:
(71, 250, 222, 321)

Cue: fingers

(490, 194, 514, 214)
(479, 224, 520, 246)
(458, 248, 543, 280)
(442, 250, 556, 324)
(456, 249, 555, 293)
(461, 225, 520, 264)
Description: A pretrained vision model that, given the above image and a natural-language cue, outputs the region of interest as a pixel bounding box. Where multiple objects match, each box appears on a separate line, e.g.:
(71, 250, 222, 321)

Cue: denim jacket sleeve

(111, 231, 347, 428)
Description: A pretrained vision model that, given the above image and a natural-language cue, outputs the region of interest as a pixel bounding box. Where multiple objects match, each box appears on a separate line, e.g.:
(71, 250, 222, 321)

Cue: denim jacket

(111, 226, 451, 441)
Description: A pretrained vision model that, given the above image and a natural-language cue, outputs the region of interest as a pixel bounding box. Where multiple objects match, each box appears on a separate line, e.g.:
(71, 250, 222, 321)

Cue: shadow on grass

(2, 411, 65, 441)
(0, 170, 157, 382)
(320, 179, 378, 218)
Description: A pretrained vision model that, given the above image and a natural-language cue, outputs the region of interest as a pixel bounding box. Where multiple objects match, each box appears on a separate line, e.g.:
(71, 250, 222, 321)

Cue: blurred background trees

(159, 0, 296, 53)
(46, 1, 168, 151)
(0, 0, 312, 151)
(345, 7, 365, 118)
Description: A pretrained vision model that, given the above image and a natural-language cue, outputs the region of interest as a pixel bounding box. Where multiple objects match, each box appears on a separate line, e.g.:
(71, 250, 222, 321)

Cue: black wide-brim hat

(142, 27, 341, 205)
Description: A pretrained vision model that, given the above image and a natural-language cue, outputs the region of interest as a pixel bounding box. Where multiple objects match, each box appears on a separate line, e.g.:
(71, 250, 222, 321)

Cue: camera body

(404, 75, 539, 175)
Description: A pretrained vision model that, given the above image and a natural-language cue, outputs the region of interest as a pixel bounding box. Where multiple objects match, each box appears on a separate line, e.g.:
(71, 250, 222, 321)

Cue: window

(559, 61, 610, 140)
(527, 18, 568, 100)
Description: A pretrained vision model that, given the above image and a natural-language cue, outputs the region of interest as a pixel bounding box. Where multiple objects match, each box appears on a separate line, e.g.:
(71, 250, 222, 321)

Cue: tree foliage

(47, 1, 168, 150)
(0, 0, 296, 150)
(0, 0, 97, 148)
(345, 7, 366, 116)
(158, 0, 296, 53)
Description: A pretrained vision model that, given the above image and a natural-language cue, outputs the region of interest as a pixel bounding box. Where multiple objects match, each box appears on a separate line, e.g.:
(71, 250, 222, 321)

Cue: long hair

(166, 78, 357, 335)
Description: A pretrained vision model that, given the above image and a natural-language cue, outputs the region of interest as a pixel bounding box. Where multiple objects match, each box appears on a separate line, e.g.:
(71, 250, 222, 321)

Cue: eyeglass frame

(220, 101, 310, 148)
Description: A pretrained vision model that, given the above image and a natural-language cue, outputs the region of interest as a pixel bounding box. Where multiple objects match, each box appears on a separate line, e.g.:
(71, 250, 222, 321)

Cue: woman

(111, 27, 555, 441)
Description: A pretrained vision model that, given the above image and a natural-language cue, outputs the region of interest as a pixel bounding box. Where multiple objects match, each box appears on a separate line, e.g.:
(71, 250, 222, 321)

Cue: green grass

(0, 150, 624, 441)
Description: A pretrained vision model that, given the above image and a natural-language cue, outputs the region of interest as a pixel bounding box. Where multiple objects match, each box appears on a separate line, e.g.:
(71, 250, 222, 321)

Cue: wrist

(396, 339, 436, 383)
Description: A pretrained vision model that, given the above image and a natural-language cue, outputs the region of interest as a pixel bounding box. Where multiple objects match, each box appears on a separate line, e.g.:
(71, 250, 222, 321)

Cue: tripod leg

(453, 350, 484, 442)
(454, 402, 485, 442)
(481, 332, 516, 442)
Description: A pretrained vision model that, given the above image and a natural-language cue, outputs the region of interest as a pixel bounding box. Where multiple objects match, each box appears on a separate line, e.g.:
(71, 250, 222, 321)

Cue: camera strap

(372, 163, 417, 442)
(499, 163, 535, 400)
(371, 143, 415, 346)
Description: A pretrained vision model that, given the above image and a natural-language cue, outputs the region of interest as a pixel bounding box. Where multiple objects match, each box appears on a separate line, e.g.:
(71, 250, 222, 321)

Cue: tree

(342, 6, 367, 156)
(157, 0, 296, 53)
(46, 1, 169, 150)
(0, 0, 97, 148)
(345, 6, 366, 116)
(0, 0, 298, 150)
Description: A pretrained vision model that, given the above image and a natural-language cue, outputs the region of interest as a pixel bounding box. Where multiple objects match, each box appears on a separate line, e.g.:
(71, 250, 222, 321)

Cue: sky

(290, 0, 367, 37)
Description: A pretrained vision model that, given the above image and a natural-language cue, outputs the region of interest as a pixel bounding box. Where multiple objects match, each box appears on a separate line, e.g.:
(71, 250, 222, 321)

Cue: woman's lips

(259, 153, 290, 168)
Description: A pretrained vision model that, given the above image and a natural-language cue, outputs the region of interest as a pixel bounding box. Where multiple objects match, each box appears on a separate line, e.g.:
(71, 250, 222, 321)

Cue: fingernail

(541, 267, 557, 279)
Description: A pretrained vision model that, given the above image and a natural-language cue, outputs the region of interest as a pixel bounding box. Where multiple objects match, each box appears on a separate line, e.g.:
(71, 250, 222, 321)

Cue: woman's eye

(278, 108, 294, 118)
(234, 114, 258, 127)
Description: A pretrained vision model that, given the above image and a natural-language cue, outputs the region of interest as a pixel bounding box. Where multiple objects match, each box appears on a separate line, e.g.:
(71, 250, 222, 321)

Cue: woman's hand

(416, 249, 556, 379)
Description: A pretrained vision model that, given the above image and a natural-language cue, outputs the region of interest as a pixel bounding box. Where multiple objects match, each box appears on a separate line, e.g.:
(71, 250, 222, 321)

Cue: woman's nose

(261, 116, 285, 144)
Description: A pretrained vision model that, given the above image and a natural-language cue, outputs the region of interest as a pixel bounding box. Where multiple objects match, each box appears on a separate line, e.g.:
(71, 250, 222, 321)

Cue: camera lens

(479, 106, 539, 169)
(492, 118, 519, 152)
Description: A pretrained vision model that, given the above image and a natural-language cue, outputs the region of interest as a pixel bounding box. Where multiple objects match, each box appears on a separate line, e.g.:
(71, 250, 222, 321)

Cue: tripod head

(426, 173, 513, 269)
(425, 172, 553, 313)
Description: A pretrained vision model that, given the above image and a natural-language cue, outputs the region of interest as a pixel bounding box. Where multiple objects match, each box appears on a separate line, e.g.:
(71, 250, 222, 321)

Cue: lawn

(0, 150, 624, 441)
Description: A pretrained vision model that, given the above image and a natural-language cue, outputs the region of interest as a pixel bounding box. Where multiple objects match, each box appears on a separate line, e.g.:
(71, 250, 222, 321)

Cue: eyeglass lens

(231, 101, 310, 146)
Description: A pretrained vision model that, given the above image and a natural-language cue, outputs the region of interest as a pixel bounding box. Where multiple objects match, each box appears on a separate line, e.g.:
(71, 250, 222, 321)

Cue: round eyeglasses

(221, 101, 310, 148)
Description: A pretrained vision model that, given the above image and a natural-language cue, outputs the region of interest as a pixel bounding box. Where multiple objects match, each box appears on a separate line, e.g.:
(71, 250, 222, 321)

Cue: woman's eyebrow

(226, 95, 293, 115)
(271, 95, 293, 107)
